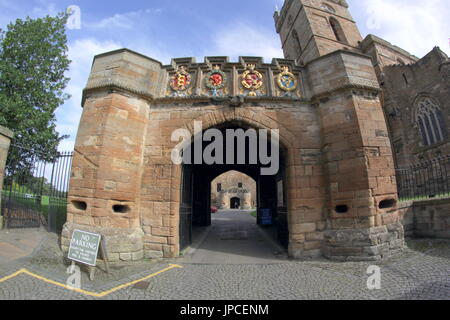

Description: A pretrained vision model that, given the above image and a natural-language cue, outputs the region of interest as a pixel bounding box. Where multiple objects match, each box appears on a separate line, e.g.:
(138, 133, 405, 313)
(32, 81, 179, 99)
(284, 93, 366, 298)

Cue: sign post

(68, 229, 109, 281)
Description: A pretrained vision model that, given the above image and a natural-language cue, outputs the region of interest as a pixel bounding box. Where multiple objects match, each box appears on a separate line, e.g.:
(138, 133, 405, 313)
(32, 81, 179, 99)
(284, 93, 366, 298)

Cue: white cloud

(87, 8, 163, 31)
(56, 38, 122, 151)
(208, 22, 284, 62)
(56, 37, 172, 151)
(358, 0, 450, 57)
(31, 2, 58, 17)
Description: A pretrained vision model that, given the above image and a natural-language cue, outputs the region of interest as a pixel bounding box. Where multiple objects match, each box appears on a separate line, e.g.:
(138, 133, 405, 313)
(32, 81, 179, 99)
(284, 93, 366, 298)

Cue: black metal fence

(1, 145, 73, 232)
(396, 155, 450, 201)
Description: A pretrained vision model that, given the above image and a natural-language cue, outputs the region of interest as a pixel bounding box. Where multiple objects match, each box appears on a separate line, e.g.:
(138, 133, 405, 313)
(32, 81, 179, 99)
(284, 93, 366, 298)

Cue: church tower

(274, 0, 363, 64)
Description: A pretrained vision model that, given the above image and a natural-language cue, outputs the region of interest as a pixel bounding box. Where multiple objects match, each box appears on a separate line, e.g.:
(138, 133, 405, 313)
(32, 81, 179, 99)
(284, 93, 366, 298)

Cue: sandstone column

(62, 49, 165, 262)
(308, 51, 404, 261)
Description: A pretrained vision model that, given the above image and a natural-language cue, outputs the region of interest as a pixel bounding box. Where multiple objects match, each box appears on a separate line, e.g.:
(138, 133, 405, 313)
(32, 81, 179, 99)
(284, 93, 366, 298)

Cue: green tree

(0, 13, 71, 173)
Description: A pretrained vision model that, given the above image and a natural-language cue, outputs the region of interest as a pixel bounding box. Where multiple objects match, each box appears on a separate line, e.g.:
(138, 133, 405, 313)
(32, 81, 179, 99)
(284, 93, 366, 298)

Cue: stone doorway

(230, 197, 240, 209)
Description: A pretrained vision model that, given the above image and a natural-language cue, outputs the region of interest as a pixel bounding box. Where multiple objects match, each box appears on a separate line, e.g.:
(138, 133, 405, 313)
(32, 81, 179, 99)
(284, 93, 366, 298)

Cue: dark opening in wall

(113, 205, 130, 214)
(329, 17, 348, 44)
(379, 199, 396, 209)
(335, 205, 349, 214)
(402, 73, 408, 85)
(72, 201, 87, 211)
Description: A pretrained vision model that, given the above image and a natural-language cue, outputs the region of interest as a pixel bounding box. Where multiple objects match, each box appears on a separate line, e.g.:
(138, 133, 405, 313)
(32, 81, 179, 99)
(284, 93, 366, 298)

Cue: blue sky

(1, 0, 449, 151)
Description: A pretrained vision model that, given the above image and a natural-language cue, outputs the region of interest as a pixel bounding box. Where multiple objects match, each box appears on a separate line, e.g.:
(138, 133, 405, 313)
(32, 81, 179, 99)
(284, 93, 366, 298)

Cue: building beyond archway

(62, 0, 406, 262)
(211, 171, 256, 210)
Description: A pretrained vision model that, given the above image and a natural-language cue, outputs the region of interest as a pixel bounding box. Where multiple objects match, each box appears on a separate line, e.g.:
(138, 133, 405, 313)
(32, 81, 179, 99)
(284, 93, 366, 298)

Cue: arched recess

(176, 116, 291, 252)
(329, 17, 348, 44)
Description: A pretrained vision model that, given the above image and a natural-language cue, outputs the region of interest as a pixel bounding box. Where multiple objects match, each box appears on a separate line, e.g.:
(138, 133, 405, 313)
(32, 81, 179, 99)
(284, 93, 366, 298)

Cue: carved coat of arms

(170, 66, 191, 92)
(205, 65, 227, 96)
(241, 64, 263, 97)
(277, 66, 297, 92)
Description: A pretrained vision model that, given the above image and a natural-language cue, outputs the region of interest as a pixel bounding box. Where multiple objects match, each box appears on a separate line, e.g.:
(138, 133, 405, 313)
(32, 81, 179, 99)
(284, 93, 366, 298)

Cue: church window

(415, 97, 447, 146)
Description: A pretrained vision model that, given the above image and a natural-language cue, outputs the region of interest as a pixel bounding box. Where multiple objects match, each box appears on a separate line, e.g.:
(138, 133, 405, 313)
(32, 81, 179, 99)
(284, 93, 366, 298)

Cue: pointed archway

(178, 121, 289, 252)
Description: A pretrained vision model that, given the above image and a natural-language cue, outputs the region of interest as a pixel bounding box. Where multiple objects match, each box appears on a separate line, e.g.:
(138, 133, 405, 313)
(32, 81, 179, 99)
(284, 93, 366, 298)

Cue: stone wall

(360, 34, 418, 79)
(399, 199, 450, 239)
(361, 37, 449, 169)
(380, 48, 450, 168)
(0, 126, 14, 229)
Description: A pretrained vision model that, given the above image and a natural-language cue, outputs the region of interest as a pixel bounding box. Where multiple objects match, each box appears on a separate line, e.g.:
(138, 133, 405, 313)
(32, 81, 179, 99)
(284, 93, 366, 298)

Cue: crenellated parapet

(163, 56, 307, 100)
(82, 49, 310, 105)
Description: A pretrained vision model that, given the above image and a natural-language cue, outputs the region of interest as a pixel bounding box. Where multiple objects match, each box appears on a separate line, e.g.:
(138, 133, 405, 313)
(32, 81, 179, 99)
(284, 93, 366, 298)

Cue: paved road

(181, 210, 286, 265)
(0, 211, 449, 300)
(0, 228, 46, 265)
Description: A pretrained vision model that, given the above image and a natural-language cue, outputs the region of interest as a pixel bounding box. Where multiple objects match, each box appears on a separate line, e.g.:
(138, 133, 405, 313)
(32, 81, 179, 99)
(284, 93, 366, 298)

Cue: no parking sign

(68, 230, 101, 267)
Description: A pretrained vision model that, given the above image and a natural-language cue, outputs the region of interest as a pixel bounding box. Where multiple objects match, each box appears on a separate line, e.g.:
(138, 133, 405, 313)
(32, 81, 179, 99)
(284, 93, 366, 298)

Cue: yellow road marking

(0, 264, 183, 298)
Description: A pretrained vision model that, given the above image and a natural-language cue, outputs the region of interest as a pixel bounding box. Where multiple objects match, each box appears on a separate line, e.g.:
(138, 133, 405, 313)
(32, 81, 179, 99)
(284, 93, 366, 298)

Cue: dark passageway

(179, 122, 289, 258)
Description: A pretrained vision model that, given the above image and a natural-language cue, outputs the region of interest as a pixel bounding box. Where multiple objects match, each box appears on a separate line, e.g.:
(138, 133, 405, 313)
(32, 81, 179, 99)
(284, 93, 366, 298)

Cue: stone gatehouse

(61, 0, 409, 262)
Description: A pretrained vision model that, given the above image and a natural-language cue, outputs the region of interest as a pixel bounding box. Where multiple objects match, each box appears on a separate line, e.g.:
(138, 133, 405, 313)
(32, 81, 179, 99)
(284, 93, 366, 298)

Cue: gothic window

(329, 17, 348, 44)
(415, 97, 448, 146)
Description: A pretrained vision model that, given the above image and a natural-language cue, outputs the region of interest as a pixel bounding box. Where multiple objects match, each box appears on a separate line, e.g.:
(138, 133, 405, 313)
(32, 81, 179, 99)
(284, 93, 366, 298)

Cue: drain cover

(133, 281, 150, 290)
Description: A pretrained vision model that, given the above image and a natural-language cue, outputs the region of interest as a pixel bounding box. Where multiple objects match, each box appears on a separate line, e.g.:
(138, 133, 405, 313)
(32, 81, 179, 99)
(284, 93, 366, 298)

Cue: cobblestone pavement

(0, 212, 449, 300)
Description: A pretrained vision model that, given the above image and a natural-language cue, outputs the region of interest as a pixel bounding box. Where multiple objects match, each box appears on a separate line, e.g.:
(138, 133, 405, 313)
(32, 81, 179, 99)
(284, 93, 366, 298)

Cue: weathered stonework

(63, 0, 406, 261)
(0, 126, 14, 229)
(361, 38, 449, 168)
(398, 199, 450, 239)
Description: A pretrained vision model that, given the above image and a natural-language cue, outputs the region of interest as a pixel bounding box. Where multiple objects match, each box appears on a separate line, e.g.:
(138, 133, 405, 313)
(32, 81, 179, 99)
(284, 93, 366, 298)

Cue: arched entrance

(230, 197, 240, 209)
(179, 121, 289, 253)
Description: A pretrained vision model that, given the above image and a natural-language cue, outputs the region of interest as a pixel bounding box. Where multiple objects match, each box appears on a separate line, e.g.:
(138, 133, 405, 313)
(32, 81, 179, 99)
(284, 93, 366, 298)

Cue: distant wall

(0, 126, 14, 227)
(399, 198, 450, 239)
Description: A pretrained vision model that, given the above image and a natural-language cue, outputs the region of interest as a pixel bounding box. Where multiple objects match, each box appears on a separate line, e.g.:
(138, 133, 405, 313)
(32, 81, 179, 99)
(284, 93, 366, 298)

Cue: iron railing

(396, 155, 450, 201)
(1, 145, 73, 232)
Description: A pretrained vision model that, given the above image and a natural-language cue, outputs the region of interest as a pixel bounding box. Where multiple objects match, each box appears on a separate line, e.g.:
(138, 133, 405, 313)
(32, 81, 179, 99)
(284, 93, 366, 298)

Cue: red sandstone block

(304, 241, 322, 250)
(144, 243, 163, 251)
(381, 212, 399, 225)
(162, 245, 176, 258)
(154, 202, 170, 215)
(357, 207, 377, 217)
(331, 218, 356, 230)
(142, 215, 163, 227)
